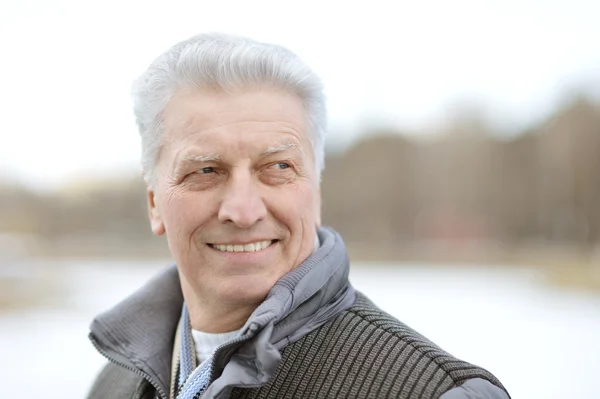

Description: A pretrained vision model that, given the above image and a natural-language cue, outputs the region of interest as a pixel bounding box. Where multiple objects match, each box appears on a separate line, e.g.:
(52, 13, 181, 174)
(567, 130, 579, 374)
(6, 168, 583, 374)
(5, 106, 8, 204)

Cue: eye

(271, 162, 290, 170)
(195, 167, 215, 174)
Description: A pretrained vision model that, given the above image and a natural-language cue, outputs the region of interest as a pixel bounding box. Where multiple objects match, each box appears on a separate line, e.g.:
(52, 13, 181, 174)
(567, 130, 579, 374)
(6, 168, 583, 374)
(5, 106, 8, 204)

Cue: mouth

(208, 239, 277, 253)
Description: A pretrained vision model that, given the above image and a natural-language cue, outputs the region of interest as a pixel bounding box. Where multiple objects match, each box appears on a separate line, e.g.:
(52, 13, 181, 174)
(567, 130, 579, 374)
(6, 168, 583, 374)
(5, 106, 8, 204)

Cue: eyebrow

(173, 143, 301, 175)
(260, 142, 300, 156)
(174, 153, 221, 176)
(180, 153, 221, 163)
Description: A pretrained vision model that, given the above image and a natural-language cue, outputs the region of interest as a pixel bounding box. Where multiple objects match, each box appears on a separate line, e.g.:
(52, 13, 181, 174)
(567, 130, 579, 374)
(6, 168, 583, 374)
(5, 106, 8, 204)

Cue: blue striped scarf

(175, 304, 213, 399)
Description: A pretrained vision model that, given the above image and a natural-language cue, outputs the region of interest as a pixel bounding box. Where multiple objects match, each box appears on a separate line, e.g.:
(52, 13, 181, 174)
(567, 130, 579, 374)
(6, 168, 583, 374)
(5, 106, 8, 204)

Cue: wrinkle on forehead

(163, 88, 308, 136)
(167, 118, 306, 143)
(167, 119, 309, 159)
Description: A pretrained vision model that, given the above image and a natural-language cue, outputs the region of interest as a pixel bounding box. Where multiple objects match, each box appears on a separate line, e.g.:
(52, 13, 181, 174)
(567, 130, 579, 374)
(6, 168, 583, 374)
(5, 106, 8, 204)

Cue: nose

(218, 171, 267, 228)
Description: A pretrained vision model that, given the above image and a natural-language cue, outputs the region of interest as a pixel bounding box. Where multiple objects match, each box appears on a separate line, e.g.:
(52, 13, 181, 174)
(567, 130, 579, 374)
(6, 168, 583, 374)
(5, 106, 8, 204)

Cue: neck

(189, 301, 255, 333)
(180, 281, 258, 333)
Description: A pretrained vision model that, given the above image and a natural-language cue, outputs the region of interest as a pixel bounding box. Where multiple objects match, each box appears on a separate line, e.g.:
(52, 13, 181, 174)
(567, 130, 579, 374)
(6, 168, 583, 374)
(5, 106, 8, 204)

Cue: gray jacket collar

(89, 226, 355, 399)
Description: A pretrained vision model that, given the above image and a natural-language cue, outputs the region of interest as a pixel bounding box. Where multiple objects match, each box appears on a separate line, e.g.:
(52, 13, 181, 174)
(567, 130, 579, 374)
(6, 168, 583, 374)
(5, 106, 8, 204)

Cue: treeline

(0, 95, 599, 260)
(322, 96, 600, 252)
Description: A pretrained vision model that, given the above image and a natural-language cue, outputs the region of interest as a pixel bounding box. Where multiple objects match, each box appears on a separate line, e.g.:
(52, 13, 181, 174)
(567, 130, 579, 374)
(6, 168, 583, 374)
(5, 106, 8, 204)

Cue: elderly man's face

(147, 88, 321, 308)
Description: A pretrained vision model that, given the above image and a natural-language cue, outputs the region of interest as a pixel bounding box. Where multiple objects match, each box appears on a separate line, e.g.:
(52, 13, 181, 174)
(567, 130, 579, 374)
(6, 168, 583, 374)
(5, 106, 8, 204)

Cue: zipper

(207, 322, 260, 385)
(90, 334, 168, 399)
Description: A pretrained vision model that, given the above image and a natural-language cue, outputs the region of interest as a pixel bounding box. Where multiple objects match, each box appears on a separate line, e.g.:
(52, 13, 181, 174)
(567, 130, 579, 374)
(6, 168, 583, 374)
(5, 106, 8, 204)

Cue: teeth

(212, 240, 273, 253)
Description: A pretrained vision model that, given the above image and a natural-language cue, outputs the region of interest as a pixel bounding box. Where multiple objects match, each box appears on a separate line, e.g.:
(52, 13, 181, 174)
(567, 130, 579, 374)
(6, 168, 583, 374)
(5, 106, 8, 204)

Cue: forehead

(162, 88, 309, 148)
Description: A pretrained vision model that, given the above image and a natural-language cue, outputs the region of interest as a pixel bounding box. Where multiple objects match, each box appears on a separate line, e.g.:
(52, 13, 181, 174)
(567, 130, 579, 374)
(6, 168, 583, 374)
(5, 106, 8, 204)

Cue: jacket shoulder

(344, 292, 508, 393)
(87, 362, 153, 399)
(232, 291, 509, 399)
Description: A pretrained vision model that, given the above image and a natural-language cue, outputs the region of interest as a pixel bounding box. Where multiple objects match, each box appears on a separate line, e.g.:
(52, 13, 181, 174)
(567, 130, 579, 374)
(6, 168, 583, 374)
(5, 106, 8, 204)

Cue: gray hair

(131, 33, 327, 188)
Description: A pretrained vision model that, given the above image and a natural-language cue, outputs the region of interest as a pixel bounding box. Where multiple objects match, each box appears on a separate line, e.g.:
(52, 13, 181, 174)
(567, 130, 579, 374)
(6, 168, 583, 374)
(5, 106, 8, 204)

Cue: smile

(209, 240, 275, 252)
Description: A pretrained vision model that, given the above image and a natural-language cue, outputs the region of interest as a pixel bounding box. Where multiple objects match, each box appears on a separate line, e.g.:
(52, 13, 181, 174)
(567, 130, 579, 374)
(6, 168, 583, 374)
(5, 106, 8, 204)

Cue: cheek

(297, 184, 319, 215)
(271, 184, 318, 226)
(161, 191, 212, 234)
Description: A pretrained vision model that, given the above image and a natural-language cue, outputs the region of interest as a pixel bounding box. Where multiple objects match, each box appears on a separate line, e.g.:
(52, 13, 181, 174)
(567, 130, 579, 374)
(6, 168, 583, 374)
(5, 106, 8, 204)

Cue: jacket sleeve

(87, 362, 152, 399)
(439, 378, 510, 399)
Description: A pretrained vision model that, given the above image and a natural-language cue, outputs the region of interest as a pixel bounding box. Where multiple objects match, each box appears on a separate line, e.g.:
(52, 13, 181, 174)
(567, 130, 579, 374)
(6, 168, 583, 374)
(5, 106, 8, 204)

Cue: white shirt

(191, 328, 241, 364)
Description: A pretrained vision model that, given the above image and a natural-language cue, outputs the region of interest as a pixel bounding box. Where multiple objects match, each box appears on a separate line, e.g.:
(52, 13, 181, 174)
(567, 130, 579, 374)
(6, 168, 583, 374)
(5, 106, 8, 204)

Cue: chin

(213, 275, 277, 305)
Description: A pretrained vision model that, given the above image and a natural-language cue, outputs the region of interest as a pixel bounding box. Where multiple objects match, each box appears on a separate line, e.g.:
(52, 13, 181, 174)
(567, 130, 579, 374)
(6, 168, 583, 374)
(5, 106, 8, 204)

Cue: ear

(147, 187, 166, 236)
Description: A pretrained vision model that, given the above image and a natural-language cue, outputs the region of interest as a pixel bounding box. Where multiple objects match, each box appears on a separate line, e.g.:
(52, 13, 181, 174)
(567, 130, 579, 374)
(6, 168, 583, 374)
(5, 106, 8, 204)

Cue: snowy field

(1, 261, 599, 399)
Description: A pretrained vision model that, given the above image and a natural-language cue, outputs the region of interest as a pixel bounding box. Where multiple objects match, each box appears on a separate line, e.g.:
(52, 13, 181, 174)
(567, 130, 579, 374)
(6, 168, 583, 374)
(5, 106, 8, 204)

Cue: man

(87, 33, 510, 399)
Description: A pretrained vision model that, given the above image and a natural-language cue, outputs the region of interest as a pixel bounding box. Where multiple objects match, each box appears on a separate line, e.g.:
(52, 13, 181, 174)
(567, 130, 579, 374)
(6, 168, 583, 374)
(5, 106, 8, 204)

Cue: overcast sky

(1, 0, 599, 190)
